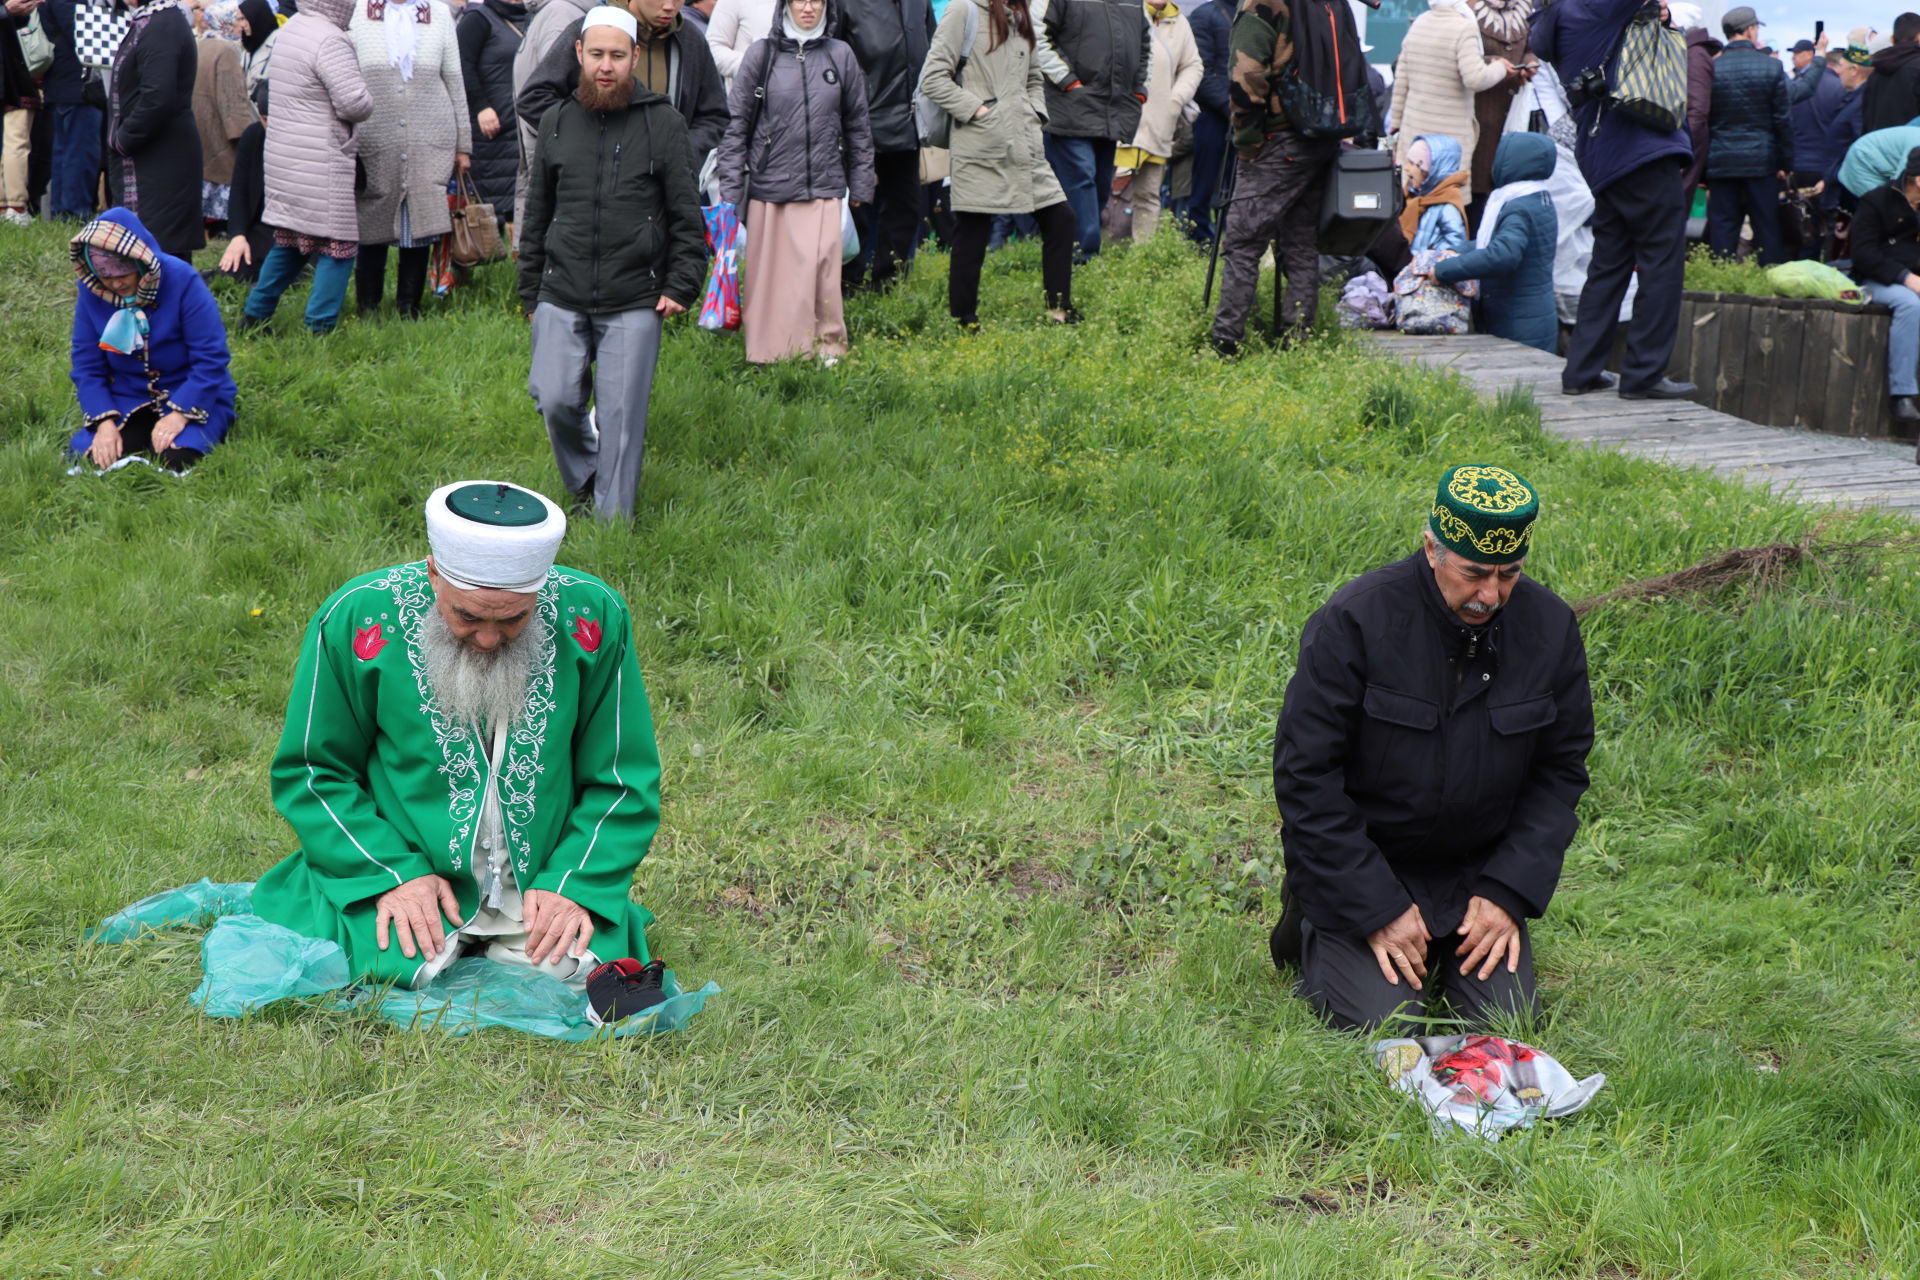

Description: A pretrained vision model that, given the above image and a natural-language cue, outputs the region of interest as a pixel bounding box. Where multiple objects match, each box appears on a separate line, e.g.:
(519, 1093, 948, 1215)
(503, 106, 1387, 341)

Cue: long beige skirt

(742, 197, 847, 365)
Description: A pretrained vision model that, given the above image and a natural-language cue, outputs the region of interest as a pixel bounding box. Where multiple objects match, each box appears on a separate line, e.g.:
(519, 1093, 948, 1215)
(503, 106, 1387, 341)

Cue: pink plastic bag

(699, 202, 743, 332)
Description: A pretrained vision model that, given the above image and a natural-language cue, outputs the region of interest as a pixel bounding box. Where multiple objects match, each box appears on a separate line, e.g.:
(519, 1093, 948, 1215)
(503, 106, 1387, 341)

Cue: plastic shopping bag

(700, 202, 744, 332)
(841, 194, 861, 264)
(1394, 250, 1476, 335)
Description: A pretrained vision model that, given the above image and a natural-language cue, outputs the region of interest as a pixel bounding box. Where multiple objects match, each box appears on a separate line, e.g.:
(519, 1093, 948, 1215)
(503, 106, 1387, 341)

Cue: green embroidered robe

(252, 561, 661, 985)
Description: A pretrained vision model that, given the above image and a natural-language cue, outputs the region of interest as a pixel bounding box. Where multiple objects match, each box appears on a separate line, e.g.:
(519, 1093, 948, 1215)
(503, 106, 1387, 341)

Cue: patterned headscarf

(1470, 0, 1532, 44)
(202, 0, 247, 39)
(71, 216, 162, 311)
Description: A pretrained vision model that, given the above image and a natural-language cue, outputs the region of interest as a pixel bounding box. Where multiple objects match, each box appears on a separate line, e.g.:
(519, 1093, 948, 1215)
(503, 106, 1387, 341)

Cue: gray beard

(420, 608, 547, 736)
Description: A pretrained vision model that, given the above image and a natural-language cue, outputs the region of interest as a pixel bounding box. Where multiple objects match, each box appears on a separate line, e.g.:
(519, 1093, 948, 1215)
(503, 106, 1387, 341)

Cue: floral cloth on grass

(1372, 1034, 1606, 1139)
(92, 878, 720, 1040)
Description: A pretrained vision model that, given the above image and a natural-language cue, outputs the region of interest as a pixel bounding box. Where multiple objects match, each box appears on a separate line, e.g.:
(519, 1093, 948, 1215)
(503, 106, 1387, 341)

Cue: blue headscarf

(1409, 134, 1464, 196)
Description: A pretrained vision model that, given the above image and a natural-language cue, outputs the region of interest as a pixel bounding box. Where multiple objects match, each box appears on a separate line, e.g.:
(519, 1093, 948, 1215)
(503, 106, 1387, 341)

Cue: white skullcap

(425, 481, 567, 594)
(1667, 3, 1701, 31)
(581, 5, 639, 41)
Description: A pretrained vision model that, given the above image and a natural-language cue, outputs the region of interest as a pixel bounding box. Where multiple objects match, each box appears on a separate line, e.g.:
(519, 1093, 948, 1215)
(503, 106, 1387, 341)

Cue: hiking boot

(586, 957, 668, 1026)
(1209, 334, 1241, 360)
(1892, 395, 1920, 430)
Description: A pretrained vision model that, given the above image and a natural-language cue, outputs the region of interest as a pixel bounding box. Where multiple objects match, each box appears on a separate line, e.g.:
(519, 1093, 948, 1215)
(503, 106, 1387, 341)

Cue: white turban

(1667, 3, 1701, 31)
(425, 482, 567, 594)
(581, 5, 639, 41)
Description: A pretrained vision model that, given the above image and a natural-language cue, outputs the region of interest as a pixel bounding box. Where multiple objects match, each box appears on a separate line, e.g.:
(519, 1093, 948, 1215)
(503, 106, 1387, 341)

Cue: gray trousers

(1296, 918, 1539, 1033)
(528, 302, 663, 521)
(1210, 128, 1337, 345)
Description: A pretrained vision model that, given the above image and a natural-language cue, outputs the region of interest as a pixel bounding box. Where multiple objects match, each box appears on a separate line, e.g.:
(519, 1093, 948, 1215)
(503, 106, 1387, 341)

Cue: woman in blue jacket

(1433, 132, 1560, 353)
(69, 207, 237, 473)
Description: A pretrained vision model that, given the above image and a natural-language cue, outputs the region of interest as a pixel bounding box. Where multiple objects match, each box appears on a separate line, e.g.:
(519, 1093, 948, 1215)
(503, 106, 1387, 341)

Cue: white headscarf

(383, 0, 425, 81)
(782, 0, 826, 43)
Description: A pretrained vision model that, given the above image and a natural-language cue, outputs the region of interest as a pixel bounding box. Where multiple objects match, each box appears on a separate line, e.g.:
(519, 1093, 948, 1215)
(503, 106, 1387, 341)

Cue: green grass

(1680, 245, 1780, 297)
(3, 222, 1918, 1279)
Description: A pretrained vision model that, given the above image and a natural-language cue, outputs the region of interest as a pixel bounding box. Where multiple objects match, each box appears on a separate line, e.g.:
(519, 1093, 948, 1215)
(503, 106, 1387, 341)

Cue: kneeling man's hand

(1367, 903, 1430, 988)
(376, 873, 465, 960)
(1455, 895, 1521, 981)
(523, 888, 594, 965)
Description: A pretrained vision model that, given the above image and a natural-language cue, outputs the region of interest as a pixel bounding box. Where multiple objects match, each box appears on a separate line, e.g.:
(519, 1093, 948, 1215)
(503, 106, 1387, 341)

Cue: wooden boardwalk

(1368, 332, 1920, 516)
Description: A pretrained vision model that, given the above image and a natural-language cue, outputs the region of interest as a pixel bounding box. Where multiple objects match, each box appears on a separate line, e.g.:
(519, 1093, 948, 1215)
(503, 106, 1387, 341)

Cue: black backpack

(1275, 0, 1378, 140)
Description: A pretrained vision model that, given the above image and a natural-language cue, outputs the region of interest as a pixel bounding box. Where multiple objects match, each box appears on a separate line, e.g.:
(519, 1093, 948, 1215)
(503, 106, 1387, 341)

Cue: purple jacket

(1530, 0, 1690, 194)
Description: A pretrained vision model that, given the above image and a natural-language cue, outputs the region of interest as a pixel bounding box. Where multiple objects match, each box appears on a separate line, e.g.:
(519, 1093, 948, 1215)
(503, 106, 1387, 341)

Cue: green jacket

(518, 85, 708, 316)
(1226, 0, 1291, 155)
(251, 561, 662, 985)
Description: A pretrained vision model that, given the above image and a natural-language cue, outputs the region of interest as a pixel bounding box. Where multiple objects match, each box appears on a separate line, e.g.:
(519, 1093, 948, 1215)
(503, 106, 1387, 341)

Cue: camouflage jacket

(1227, 0, 1294, 155)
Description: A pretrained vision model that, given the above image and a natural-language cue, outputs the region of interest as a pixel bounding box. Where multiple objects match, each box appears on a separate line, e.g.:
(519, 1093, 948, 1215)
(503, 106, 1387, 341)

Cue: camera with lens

(1564, 65, 1610, 108)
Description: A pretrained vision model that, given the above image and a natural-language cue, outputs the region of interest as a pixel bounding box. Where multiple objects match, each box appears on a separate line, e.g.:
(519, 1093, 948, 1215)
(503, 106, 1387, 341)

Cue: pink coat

(263, 0, 374, 244)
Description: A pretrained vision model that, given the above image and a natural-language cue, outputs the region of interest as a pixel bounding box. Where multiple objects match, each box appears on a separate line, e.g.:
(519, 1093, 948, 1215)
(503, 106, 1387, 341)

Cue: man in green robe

(252, 481, 671, 1024)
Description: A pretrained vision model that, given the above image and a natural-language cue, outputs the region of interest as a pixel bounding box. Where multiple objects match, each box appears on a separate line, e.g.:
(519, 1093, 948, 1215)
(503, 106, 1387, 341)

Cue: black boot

(394, 245, 431, 319)
(1892, 395, 1920, 439)
(355, 244, 387, 317)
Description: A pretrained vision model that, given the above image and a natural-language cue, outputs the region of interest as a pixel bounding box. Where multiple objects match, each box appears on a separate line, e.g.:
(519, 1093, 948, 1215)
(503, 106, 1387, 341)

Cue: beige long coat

(1130, 4, 1200, 160)
(262, 0, 375, 243)
(919, 0, 1065, 216)
(348, 0, 471, 244)
(1389, 2, 1508, 167)
(194, 36, 256, 185)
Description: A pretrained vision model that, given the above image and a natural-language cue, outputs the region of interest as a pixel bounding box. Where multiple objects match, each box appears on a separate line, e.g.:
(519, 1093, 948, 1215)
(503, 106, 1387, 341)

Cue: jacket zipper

(799, 46, 815, 192)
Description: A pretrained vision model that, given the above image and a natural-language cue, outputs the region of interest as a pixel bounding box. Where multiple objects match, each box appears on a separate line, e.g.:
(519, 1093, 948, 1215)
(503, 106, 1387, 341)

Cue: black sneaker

(585, 957, 668, 1026)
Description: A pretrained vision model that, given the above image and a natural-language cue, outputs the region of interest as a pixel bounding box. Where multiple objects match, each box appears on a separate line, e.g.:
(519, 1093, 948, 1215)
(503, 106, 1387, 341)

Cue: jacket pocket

(1362, 685, 1439, 731)
(1487, 695, 1557, 736)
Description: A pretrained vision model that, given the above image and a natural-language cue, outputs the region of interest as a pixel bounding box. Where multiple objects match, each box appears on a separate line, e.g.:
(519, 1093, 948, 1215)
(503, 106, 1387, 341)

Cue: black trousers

(114, 402, 205, 473)
(1564, 158, 1688, 394)
(1296, 918, 1539, 1033)
(1706, 173, 1783, 265)
(947, 202, 1076, 320)
(355, 242, 433, 316)
(845, 149, 923, 291)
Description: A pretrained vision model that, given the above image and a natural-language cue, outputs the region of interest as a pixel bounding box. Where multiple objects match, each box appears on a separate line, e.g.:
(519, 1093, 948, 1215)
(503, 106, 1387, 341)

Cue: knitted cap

(1428, 465, 1539, 565)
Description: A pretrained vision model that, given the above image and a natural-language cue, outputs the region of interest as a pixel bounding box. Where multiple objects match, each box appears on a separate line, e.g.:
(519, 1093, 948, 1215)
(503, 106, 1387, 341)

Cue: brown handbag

(449, 172, 506, 267)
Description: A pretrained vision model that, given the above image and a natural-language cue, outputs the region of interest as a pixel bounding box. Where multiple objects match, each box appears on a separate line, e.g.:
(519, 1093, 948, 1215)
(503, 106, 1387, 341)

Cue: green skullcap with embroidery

(1427, 464, 1539, 565)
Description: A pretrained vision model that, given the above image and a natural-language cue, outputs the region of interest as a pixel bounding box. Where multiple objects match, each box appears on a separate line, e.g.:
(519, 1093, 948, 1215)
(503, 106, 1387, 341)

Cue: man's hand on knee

(523, 889, 594, 965)
(1455, 896, 1522, 981)
(375, 874, 465, 960)
(1367, 903, 1430, 988)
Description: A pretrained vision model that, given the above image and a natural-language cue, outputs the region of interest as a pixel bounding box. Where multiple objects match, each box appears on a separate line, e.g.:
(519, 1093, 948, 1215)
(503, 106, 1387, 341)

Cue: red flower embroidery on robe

(572, 617, 602, 653)
(353, 625, 387, 662)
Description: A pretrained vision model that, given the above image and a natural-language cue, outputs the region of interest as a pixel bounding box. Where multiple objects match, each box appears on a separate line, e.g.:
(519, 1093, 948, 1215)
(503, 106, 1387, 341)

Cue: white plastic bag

(840, 194, 861, 264)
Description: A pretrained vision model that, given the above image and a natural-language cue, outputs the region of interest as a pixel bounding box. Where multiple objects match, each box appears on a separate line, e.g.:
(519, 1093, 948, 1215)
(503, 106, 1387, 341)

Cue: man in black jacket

(1706, 7, 1794, 265)
(1863, 11, 1920, 134)
(1848, 146, 1920, 440)
(521, 7, 707, 522)
(1271, 466, 1594, 1032)
(515, 0, 730, 183)
(832, 0, 933, 291)
(1038, 0, 1151, 259)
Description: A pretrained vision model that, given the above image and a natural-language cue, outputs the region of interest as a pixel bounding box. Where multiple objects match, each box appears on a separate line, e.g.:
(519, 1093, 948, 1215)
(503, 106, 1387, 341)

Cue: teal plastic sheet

(89, 878, 254, 941)
(99, 882, 719, 1039)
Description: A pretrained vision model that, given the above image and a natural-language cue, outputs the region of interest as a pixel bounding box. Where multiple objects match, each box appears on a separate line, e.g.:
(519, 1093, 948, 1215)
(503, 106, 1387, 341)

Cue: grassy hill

(2, 222, 1917, 1279)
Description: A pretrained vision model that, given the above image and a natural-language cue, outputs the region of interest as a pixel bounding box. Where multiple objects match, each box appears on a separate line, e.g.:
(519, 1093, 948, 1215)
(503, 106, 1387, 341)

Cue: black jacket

(516, 16, 729, 180)
(1848, 182, 1920, 287)
(1273, 552, 1594, 941)
(108, 6, 206, 257)
(456, 0, 529, 209)
(519, 86, 708, 316)
(1863, 40, 1920, 135)
(1041, 0, 1151, 141)
(1706, 39, 1793, 180)
(830, 0, 934, 154)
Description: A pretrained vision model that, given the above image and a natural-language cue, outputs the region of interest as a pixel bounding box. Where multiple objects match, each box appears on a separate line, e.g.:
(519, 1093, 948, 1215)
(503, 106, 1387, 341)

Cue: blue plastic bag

(89, 877, 253, 942)
(191, 914, 352, 1016)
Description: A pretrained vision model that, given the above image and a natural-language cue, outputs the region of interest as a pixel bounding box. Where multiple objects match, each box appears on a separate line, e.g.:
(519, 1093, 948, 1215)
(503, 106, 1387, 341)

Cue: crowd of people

(26, 0, 1920, 509)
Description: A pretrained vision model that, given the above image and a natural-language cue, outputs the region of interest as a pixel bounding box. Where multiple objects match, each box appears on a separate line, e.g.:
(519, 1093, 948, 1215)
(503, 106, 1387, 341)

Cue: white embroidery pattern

(499, 577, 559, 878)
(388, 561, 484, 871)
